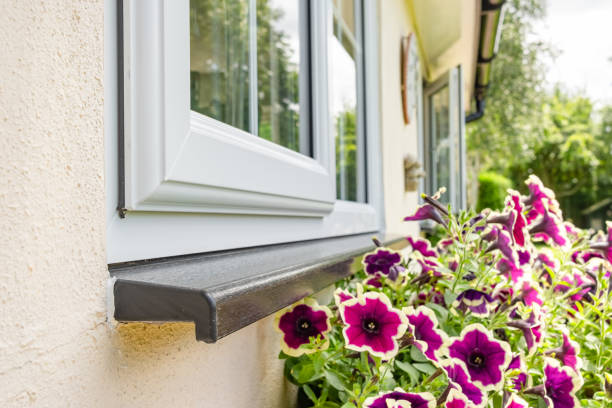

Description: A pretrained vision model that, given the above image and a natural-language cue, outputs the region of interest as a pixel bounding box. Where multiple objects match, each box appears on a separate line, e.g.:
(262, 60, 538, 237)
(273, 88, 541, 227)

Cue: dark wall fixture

(466, 0, 506, 123)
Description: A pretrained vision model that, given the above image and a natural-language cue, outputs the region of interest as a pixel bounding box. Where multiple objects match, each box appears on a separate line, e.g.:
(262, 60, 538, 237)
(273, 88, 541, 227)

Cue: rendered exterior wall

(0, 0, 420, 407)
(0, 1, 292, 407)
(378, 0, 421, 237)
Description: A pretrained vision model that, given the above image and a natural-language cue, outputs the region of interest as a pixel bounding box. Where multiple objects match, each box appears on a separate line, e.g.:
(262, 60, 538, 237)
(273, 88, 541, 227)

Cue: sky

(534, 0, 612, 106)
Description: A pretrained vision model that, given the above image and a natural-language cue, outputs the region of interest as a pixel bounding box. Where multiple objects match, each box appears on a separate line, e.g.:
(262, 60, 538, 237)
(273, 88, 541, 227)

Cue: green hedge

(476, 171, 512, 211)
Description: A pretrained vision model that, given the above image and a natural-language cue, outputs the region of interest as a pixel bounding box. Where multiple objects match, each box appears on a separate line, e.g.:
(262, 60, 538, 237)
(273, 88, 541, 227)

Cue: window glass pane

(330, 0, 363, 202)
(256, 0, 304, 153)
(431, 85, 450, 204)
(190, 0, 251, 132)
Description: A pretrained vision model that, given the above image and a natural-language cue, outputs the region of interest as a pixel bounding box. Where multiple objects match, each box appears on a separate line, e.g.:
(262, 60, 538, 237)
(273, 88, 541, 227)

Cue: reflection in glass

(257, 0, 302, 152)
(190, 0, 251, 132)
(330, 0, 363, 202)
(431, 85, 450, 204)
(190, 0, 306, 153)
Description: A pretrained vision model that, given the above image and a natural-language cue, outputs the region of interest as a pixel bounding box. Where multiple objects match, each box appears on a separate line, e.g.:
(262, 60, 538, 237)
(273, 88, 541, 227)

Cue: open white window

(107, 0, 383, 263)
(422, 66, 466, 211)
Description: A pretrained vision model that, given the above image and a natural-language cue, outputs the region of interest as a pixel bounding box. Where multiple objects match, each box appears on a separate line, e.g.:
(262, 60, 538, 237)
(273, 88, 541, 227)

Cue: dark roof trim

(110, 232, 406, 343)
(466, 0, 506, 123)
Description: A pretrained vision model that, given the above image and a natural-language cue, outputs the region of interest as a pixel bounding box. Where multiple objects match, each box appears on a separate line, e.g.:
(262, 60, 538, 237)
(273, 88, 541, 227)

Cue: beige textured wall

(378, 0, 421, 237)
(0, 1, 292, 407)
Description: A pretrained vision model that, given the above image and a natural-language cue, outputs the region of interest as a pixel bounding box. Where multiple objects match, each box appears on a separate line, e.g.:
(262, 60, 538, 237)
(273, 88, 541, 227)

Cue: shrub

(476, 171, 512, 211)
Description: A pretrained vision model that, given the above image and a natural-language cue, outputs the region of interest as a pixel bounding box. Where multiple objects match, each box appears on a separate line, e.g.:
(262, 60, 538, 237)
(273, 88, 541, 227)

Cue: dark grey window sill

(109, 232, 406, 343)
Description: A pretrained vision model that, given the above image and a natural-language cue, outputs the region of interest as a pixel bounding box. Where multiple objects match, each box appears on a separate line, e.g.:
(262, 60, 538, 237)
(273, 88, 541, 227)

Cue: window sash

(107, 0, 383, 263)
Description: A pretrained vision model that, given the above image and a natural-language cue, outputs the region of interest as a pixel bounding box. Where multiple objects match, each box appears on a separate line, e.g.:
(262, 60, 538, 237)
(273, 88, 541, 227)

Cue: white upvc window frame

(106, 0, 384, 263)
(422, 66, 466, 211)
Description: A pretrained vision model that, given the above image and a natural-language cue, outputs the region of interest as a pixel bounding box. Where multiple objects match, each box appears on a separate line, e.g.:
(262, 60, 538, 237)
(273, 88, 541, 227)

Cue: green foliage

(476, 171, 512, 211)
(466, 0, 612, 227)
(276, 183, 612, 408)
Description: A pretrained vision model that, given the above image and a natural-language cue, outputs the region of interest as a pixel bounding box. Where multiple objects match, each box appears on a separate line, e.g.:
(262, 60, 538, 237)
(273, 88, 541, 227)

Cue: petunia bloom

(362, 248, 403, 277)
(528, 204, 568, 247)
(407, 236, 438, 258)
(275, 298, 332, 357)
(508, 305, 544, 356)
(506, 190, 529, 247)
(404, 203, 447, 226)
(525, 358, 583, 408)
(339, 291, 408, 360)
(441, 359, 486, 408)
(334, 287, 355, 307)
(486, 229, 517, 263)
(523, 175, 561, 223)
(506, 354, 528, 391)
(504, 394, 529, 408)
(453, 289, 496, 317)
(403, 306, 449, 362)
(448, 324, 511, 391)
(547, 329, 582, 372)
(497, 258, 525, 283)
(444, 388, 471, 408)
(590, 220, 612, 263)
(364, 389, 436, 408)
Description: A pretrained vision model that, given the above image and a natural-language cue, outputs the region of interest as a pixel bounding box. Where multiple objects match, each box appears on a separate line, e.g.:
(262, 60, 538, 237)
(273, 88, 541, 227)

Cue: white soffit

(411, 0, 462, 66)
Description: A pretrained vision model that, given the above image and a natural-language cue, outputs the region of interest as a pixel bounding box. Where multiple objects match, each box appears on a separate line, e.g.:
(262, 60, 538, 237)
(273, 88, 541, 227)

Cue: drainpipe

(466, 0, 506, 123)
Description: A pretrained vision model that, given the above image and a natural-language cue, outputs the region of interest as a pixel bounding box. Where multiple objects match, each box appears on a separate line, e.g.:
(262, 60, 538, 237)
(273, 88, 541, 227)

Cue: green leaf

(413, 362, 436, 375)
(444, 291, 458, 306)
(426, 302, 449, 322)
(303, 384, 317, 403)
(395, 360, 420, 385)
(410, 346, 429, 362)
(341, 403, 356, 408)
(325, 371, 349, 392)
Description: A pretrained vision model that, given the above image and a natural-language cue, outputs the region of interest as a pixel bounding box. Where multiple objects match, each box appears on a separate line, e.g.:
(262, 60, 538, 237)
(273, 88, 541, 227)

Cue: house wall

(0, 0, 424, 407)
(378, 0, 421, 237)
(0, 1, 292, 407)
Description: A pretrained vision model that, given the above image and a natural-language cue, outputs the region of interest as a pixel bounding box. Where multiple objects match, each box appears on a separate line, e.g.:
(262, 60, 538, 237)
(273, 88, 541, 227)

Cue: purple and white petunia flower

(275, 298, 332, 357)
(590, 220, 612, 263)
(443, 388, 471, 408)
(528, 204, 568, 247)
(525, 358, 583, 408)
(547, 329, 582, 372)
(506, 354, 528, 391)
(508, 305, 545, 356)
(334, 287, 355, 307)
(486, 229, 517, 263)
(406, 236, 438, 258)
(364, 275, 383, 288)
(453, 289, 496, 317)
(517, 248, 531, 266)
(497, 258, 525, 283)
(516, 277, 543, 307)
(523, 175, 561, 223)
(363, 389, 436, 408)
(506, 190, 529, 247)
(487, 210, 517, 244)
(404, 203, 447, 226)
(448, 324, 512, 391)
(339, 291, 408, 360)
(362, 248, 403, 277)
(441, 359, 486, 408)
(403, 306, 449, 362)
(503, 394, 530, 408)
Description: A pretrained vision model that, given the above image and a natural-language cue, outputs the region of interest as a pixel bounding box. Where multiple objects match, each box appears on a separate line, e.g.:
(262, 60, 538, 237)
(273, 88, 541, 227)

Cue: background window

(424, 67, 466, 211)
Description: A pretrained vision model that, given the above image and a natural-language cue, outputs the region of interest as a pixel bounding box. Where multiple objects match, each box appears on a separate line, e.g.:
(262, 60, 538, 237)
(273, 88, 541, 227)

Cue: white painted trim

(105, 0, 383, 262)
(108, 201, 378, 263)
(122, 0, 335, 217)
